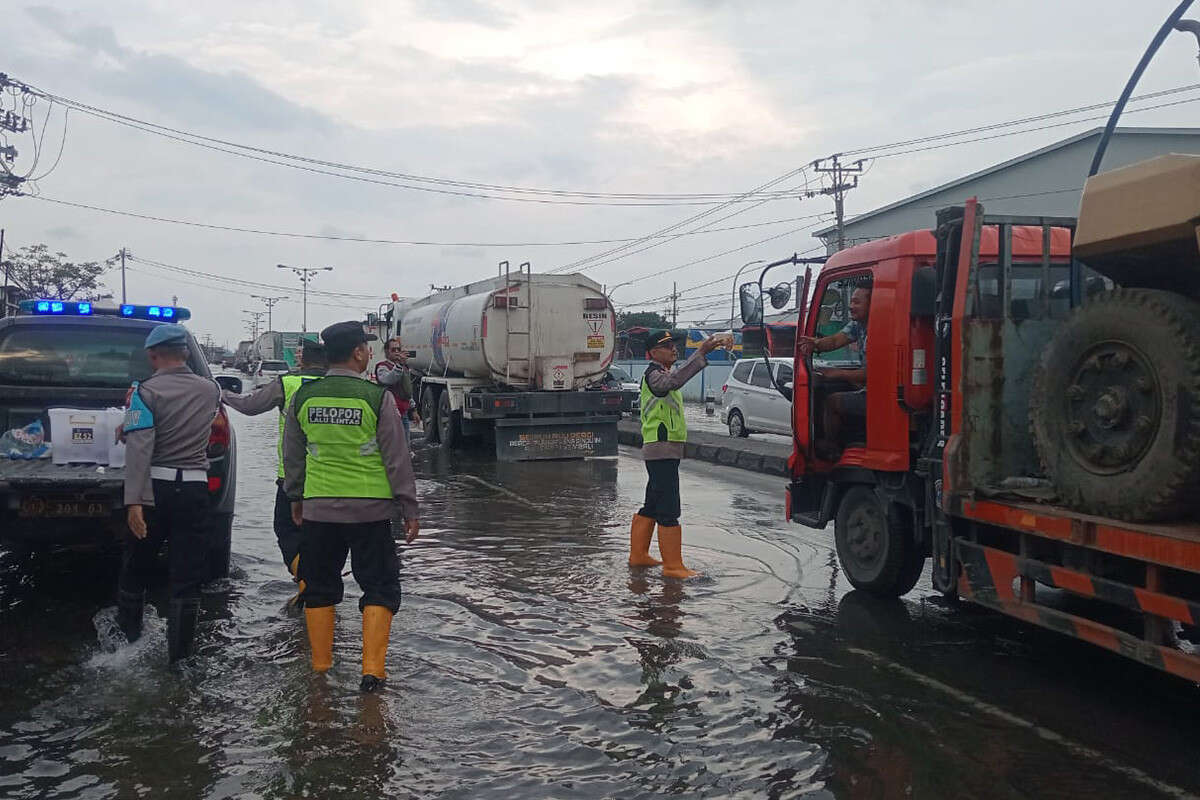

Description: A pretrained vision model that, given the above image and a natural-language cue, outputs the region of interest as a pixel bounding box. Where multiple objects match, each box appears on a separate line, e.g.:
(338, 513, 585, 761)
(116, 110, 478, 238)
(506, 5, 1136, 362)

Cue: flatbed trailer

(952, 497, 1200, 682)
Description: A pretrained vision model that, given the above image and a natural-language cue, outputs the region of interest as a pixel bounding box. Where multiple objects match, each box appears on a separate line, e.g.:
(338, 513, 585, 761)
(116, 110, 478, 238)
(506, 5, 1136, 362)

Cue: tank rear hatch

(1074, 153, 1200, 295)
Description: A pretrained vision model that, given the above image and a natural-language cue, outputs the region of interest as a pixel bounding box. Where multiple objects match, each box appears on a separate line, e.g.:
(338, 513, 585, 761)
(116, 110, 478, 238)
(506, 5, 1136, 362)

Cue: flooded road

(3, 410, 1200, 798)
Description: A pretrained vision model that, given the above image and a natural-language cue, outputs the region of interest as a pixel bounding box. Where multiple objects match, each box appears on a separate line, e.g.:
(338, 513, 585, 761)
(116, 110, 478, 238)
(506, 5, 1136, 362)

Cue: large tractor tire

(1030, 289, 1200, 521)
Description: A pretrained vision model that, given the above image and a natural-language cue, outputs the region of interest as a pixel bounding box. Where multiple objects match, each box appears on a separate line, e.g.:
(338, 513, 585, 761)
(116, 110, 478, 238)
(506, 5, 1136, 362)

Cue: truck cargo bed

(0, 459, 125, 490)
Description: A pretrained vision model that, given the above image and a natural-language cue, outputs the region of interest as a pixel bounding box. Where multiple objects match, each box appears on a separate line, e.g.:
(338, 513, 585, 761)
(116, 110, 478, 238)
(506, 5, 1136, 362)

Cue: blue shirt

(840, 320, 867, 367)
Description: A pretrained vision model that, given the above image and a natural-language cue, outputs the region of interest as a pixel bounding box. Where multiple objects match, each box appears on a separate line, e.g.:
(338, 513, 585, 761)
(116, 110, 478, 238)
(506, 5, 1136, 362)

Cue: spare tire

(1031, 289, 1200, 521)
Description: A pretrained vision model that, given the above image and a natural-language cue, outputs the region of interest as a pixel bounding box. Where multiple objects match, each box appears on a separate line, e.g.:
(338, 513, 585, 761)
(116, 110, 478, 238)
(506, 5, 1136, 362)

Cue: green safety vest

(640, 366, 687, 445)
(293, 375, 392, 501)
(277, 373, 321, 479)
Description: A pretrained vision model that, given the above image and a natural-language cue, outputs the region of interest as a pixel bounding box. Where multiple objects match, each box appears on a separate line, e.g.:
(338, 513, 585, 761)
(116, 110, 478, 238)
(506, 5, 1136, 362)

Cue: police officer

(222, 342, 327, 604)
(118, 323, 222, 662)
(283, 321, 420, 692)
(628, 328, 725, 579)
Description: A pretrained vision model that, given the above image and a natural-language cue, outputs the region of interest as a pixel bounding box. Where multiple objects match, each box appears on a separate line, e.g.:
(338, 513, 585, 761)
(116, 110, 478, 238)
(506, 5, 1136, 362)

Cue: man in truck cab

(221, 342, 327, 606)
(797, 283, 871, 460)
(119, 323, 222, 662)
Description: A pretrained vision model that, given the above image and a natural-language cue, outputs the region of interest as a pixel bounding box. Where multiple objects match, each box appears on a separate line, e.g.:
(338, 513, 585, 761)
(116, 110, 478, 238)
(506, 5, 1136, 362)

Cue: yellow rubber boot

(658, 525, 700, 579)
(628, 514, 662, 567)
(287, 555, 307, 609)
(304, 606, 335, 673)
(360, 605, 394, 692)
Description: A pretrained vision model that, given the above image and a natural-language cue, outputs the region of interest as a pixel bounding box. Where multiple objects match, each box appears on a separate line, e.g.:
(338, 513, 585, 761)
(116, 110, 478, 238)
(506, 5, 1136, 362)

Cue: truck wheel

(834, 486, 913, 597)
(206, 513, 233, 581)
(1031, 289, 1200, 521)
(420, 388, 440, 444)
(437, 390, 461, 449)
(728, 409, 750, 438)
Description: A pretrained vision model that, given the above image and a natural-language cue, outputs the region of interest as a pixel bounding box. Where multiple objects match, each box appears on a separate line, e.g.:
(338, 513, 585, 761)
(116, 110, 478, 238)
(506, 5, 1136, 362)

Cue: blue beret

(144, 323, 189, 349)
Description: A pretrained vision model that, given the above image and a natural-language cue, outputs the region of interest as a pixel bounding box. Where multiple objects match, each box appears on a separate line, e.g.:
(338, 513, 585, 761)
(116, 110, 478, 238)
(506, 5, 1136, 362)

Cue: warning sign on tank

(587, 335, 605, 348)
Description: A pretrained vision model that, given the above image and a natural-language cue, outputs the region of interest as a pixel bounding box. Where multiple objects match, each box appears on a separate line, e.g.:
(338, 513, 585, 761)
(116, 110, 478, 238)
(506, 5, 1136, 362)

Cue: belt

(150, 466, 208, 483)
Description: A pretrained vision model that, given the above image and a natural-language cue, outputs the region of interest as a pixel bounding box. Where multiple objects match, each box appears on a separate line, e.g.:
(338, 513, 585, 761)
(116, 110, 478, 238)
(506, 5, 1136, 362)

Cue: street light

(730, 259, 766, 328)
(277, 264, 333, 333)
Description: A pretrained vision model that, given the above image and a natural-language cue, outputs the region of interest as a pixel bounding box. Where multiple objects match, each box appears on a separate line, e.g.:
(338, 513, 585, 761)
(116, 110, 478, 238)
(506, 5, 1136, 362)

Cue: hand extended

(797, 336, 818, 356)
(699, 333, 731, 354)
(404, 518, 420, 544)
(127, 504, 147, 539)
(291, 501, 303, 527)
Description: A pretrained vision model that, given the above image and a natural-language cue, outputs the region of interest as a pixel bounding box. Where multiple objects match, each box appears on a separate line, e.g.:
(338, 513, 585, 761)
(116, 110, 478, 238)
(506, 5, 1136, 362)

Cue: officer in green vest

(629, 329, 726, 578)
(283, 321, 420, 692)
(221, 342, 327, 605)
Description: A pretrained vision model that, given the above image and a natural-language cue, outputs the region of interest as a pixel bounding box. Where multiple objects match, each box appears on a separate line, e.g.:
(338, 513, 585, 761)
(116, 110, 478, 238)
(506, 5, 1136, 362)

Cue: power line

(16, 193, 827, 247)
(121, 265, 353, 310)
(127, 254, 376, 300)
(11, 77, 806, 207)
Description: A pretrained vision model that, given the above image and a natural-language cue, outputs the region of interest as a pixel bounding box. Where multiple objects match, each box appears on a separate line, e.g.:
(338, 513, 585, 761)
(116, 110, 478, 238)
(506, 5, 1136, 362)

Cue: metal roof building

(814, 127, 1200, 253)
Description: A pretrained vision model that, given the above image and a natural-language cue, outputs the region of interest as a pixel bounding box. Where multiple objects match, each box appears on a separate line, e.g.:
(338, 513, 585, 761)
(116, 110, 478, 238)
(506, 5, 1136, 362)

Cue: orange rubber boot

(360, 605, 394, 692)
(287, 554, 306, 609)
(304, 605, 335, 672)
(628, 514, 662, 567)
(658, 525, 699, 579)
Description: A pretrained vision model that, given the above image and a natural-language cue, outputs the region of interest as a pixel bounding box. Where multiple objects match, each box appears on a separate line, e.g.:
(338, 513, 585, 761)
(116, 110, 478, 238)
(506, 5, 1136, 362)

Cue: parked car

(0, 303, 239, 579)
(721, 357, 793, 436)
(253, 359, 290, 387)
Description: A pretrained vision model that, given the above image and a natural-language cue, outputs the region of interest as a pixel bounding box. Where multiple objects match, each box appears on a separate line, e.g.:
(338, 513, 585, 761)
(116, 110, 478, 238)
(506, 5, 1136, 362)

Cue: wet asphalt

(2, 407, 1200, 799)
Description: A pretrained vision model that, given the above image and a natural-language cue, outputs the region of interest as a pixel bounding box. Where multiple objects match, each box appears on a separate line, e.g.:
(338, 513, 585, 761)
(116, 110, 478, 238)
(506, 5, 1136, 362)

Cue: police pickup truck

(0, 301, 240, 579)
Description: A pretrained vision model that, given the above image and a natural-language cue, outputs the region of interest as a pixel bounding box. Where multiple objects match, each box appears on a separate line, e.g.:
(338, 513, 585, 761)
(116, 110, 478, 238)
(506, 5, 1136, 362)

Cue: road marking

(846, 647, 1198, 800)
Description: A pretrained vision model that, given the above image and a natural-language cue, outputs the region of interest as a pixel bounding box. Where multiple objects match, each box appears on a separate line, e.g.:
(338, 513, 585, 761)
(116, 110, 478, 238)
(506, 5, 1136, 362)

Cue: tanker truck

(382, 269, 623, 460)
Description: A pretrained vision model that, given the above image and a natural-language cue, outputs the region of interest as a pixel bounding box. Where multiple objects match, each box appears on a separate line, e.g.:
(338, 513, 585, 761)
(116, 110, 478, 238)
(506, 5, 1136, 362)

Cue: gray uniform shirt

(282, 367, 419, 523)
(124, 365, 221, 506)
(222, 369, 325, 417)
(642, 351, 707, 461)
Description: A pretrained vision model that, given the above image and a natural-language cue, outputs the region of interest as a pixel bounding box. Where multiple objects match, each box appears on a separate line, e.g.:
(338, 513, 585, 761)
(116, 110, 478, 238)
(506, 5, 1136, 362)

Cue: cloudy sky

(3, 0, 1200, 345)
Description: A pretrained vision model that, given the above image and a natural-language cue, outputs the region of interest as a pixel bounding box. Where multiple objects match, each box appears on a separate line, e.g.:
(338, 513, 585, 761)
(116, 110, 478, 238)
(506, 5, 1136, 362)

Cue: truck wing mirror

(215, 375, 243, 394)
(740, 283, 763, 325)
(768, 282, 792, 309)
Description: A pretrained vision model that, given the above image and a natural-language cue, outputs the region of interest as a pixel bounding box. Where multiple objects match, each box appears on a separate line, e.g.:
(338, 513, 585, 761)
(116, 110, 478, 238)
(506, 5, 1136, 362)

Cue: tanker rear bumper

(493, 414, 619, 460)
(463, 389, 624, 418)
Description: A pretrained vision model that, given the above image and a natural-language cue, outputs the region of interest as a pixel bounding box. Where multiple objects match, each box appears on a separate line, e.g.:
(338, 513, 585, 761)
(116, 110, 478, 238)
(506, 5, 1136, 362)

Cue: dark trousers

(272, 482, 302, 568)
(638, 458, 681, 527)
(119, 479, 211, 600)
(298, 519, 402, 612)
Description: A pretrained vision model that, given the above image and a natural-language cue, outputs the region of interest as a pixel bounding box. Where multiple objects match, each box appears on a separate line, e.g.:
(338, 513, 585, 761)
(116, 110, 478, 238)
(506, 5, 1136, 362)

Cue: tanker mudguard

(123, 382, 154, 433)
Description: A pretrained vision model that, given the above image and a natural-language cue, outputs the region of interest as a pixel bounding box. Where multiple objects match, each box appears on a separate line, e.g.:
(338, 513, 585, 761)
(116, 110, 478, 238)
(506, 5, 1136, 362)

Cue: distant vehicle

(601, 363, 640, 414)
(0, 302, 239, 579)
(253, 359, 290, 387)
(721, 357, 793, 437)
(221, 356, 235, 369)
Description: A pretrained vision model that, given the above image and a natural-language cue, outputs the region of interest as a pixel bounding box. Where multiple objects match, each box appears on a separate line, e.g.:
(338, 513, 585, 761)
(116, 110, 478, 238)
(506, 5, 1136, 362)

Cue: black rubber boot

(360, 675, 384, 693)
(117, 590, 145, 643)
(167, 597, 201, 663)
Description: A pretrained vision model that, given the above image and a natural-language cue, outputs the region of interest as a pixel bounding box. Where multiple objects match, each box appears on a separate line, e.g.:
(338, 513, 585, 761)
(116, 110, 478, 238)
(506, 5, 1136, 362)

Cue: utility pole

(277, 264, 332, 334)
(670, 281, 679, 328)
(251, 294, 288, 332)
(120, 248, 127, 303)
(0, 228, 7, 319)
(812, 154, 866, 252)
(242, 310, 266, 340)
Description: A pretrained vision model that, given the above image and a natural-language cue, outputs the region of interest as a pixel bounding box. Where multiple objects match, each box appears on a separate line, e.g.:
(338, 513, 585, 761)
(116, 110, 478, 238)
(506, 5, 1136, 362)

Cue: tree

(4, 244, 108, 301)
(616, 310, 670, 330)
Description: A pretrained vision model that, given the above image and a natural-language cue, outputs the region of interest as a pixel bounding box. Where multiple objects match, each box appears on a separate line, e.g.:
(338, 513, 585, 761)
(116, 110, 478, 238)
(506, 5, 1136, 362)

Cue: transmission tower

(242, 309, 266, 340)
(251, 294, 288, 332)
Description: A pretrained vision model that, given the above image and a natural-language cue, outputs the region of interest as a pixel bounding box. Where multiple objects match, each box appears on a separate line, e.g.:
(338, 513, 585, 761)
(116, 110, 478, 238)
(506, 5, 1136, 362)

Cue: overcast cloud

(3, 1, 1199, 343)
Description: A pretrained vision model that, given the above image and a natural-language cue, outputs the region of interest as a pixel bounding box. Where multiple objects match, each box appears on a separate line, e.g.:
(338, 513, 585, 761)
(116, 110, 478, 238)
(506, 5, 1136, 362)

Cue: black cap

(643, 328, 685, 351)
(320, 321, 377, 350)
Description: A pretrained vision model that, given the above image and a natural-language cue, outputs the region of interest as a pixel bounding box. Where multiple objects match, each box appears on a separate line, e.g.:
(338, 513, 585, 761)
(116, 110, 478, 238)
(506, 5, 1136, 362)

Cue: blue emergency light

(20, 300, 191, 321)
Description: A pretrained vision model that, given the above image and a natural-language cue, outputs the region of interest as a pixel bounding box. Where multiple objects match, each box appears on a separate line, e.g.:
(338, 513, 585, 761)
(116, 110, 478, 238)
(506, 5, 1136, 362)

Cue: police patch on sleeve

(307, 406, 363, 425)
(124, 383, 155, 432)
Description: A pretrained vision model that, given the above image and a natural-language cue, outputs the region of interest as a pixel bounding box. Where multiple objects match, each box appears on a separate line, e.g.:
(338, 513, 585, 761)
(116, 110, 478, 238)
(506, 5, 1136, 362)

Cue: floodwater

(2, 411, 1200, 799)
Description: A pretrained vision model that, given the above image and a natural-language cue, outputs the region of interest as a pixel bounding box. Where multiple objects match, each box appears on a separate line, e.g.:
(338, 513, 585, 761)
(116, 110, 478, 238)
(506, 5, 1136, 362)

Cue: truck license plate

(19, 496, 109, 518)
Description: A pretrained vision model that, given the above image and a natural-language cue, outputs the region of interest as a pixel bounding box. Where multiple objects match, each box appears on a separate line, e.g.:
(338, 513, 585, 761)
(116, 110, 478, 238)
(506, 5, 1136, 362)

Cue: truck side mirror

(740, 283, 763, 325)
(768, 282, 792, 309)
(215, 375, 243, 394)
